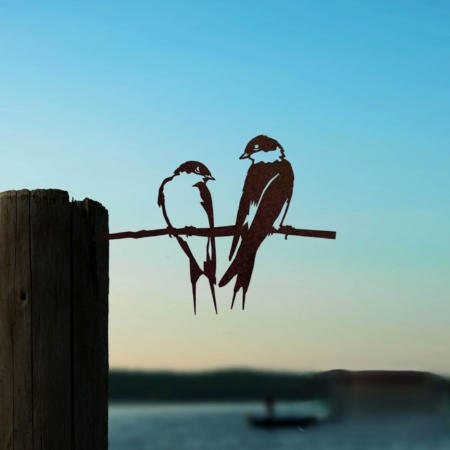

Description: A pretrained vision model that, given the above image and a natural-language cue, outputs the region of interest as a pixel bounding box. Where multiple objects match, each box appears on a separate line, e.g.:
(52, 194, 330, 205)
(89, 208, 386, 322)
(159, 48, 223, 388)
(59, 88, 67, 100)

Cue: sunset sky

(1, 1, 449, 374)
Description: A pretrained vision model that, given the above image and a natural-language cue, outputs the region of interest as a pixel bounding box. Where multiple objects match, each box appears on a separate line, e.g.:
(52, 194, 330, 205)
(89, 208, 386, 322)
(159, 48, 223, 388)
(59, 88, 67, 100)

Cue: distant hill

(109, 369, 331, 403)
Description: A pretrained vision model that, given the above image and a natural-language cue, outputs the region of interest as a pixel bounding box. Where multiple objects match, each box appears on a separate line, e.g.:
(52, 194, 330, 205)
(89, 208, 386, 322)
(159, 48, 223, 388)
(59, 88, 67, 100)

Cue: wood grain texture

(31, 189, 72, 450)
(0, 189, 109, 449)
(14, 190, 33, 450)
(0, 191, 17, 450)
(72, 198, 109, 450)
(92, 201, 109, 450)
(72, 199, 95, 450)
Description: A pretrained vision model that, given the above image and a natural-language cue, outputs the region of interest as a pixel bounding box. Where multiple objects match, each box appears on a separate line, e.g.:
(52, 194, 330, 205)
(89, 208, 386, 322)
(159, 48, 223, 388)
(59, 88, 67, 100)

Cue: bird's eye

(195, 167, 200, 173)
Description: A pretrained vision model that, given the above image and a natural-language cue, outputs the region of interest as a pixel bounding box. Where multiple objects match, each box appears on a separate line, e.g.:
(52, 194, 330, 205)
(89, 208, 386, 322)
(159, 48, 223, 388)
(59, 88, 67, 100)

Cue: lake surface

(109, 402, 450, 450)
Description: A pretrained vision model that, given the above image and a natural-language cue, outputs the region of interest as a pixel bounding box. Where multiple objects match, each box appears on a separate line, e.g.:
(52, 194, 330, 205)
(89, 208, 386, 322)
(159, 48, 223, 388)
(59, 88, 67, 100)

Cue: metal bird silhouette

(219, 135, 294, 310)
(158, 161, 217, 314)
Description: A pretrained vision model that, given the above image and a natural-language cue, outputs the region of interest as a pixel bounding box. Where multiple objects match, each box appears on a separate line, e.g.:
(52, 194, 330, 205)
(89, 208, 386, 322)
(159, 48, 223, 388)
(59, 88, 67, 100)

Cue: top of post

(0, 189, 69, 200)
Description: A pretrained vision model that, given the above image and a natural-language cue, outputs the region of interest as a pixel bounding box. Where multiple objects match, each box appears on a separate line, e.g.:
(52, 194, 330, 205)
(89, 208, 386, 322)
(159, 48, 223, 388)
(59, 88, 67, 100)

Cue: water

(109, 402, 450, 450)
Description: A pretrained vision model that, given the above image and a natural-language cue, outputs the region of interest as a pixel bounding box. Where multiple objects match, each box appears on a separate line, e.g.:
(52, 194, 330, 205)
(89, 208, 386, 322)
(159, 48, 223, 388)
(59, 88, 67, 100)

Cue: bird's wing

(229, 164, 270, 260)
(272, 160, 295, 229)
(229, 162, 288, 260)
(229, 193, 250, 261)
(163, 174, 211, 270)
(194, 182, 214, 229)
(220, 159, 294, 293)
(193, 181, 216, 284)
(246, 160, 295, 249)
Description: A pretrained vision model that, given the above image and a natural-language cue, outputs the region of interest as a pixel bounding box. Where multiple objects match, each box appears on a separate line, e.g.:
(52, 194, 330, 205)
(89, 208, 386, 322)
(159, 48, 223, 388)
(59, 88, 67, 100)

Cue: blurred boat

(246, 415, 319, 429)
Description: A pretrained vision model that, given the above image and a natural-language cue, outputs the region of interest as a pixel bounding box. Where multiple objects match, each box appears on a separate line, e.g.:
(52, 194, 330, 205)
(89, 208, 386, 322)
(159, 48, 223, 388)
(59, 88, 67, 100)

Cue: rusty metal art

(95, 135, 336, 314)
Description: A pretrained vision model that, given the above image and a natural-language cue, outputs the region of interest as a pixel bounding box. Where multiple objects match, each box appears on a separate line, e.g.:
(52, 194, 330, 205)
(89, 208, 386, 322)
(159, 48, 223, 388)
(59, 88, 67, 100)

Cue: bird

(158, 161, 217, 315)
(219, 135, 294, 310)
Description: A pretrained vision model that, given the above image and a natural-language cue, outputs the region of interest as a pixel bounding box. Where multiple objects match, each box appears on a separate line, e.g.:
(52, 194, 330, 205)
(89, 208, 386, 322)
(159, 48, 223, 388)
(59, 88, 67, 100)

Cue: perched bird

(219, 135, 294, 310)
(158, 161, 217, 315)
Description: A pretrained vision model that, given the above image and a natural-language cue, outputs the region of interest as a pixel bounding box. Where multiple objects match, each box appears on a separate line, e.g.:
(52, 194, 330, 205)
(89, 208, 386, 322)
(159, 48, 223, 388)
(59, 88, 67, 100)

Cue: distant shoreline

(109, 369, 316, 403)
(109, 369, 450, 404)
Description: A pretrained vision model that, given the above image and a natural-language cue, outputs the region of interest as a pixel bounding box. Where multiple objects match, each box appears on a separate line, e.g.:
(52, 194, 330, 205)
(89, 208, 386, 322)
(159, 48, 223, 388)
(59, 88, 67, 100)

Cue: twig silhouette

(93, 225, 336, 241)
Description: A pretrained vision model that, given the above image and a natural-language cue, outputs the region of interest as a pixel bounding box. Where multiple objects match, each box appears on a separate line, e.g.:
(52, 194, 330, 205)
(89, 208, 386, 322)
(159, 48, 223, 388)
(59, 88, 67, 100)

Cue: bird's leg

(184, 225, 196, 238)
(167, 226, 176, 238)
(279, 224, 295, 240)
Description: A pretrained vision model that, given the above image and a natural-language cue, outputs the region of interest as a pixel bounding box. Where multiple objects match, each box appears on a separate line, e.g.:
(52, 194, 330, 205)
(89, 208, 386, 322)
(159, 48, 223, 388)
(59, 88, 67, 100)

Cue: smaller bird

(158, 161, 217, 315)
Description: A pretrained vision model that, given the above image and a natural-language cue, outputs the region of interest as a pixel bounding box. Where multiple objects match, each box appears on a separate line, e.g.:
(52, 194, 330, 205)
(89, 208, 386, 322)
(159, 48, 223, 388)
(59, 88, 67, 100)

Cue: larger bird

(219, 135, 294, 310)
(158, 161, 217, 315)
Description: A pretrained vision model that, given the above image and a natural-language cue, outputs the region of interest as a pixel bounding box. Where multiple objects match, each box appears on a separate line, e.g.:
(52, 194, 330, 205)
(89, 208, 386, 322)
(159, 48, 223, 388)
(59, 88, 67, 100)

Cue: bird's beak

(239, 152, 250, 160)
(205, 175, 215, 181)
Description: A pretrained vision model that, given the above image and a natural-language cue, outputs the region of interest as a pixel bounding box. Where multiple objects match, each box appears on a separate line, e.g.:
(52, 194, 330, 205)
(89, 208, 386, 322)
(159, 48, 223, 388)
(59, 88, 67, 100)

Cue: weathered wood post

(0, 189, 109, 450)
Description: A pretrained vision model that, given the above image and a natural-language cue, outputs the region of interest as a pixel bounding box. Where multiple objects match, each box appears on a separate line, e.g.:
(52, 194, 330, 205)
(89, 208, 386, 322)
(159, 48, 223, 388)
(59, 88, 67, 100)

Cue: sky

(1, 1, 449, 374)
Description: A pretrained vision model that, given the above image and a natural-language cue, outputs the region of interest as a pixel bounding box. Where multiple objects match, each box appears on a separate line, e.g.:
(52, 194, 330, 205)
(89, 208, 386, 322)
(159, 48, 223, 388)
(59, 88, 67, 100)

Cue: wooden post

(0, 189, 109, 450)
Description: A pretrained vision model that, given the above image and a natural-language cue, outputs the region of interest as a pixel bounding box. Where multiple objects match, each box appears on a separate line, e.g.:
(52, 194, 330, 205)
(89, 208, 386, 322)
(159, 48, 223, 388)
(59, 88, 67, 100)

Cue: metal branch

(93, 225, 336, 241)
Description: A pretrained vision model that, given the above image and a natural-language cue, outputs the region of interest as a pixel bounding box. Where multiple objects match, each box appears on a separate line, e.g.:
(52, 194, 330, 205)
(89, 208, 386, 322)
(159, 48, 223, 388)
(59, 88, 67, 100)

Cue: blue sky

(1, 1, 449, 374)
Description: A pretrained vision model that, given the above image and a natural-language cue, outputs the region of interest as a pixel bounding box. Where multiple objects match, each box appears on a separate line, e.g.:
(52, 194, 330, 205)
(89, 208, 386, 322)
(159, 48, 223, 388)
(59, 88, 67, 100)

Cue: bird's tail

(203, 240, 217, 314)
(219, 253, 242, 288)
(219, 247, 257, 309)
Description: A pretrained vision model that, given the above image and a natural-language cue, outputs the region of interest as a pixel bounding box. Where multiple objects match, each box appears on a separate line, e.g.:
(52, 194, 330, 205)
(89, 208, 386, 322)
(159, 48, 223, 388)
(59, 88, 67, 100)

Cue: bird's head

(240, 135, 285, 162)
(174, 161, 215, 182)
